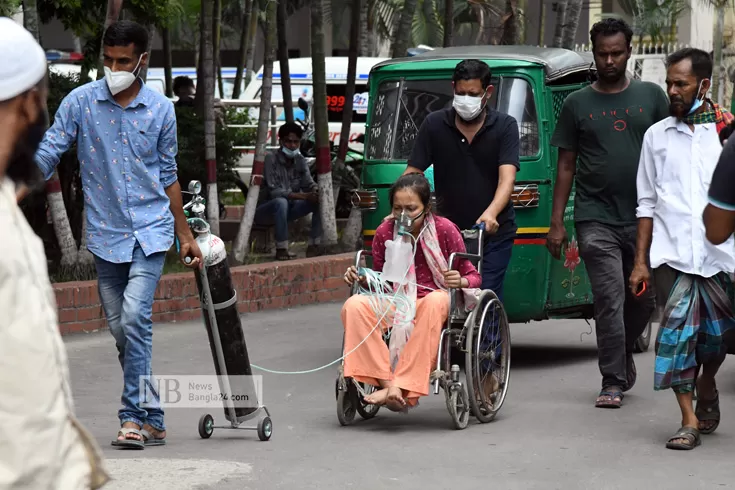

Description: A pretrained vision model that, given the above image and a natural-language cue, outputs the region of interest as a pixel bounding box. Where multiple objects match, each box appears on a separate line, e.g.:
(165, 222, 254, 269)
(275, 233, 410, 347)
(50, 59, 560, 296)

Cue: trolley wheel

(257, 417, 273, 441)
(336, 380, 358, 426)
(445, 383, 470, 430)
(198, 414, 214, 439)
(355, 382, 380, 420)
(633, 321, 652, 353)
(465, 290, 511, 423)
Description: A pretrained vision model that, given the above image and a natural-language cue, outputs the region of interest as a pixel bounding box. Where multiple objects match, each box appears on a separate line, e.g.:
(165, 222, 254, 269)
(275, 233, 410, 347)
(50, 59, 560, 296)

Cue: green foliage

(173, 106, 255, 193)
(0, 0, 22, 16)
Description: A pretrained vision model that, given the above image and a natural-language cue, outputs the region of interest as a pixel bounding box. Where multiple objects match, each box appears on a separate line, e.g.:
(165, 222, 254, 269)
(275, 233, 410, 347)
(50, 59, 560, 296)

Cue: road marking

(102, 458, 252, 489)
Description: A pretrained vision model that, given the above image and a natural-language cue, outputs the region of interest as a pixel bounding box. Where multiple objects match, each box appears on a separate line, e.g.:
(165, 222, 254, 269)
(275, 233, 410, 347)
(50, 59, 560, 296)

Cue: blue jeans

(95, 243, 167, 431)
(254, 197, 322, 248)
(481, 235, 514, 301)
(480, 235, 514, 369)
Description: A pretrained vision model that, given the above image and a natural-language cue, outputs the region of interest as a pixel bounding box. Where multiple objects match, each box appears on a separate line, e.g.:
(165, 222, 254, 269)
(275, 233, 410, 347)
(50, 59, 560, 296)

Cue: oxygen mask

(395, 209, 424, 236)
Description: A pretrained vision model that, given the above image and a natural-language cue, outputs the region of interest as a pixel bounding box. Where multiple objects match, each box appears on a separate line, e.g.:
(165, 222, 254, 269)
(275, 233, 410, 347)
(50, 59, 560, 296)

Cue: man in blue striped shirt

(33, 20, 202, 449)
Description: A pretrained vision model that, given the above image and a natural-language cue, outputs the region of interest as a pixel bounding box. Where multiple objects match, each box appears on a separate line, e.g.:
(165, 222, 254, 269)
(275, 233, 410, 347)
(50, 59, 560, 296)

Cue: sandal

(110, 427, 145, 449)
(666, 426, 701, 450)
(276, 249, 295, 261)
(595, 388, 623, 409)
(140, 428, 167, 446)
(695, 391, 721, 435)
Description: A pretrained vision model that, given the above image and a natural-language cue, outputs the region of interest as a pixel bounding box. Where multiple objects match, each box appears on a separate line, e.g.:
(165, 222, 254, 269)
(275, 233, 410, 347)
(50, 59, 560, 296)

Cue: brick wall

(54, 253, 354, 336)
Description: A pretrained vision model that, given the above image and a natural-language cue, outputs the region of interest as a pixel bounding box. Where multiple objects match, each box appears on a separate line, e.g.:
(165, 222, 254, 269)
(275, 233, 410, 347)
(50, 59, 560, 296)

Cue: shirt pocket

(130, 131, 159, 164)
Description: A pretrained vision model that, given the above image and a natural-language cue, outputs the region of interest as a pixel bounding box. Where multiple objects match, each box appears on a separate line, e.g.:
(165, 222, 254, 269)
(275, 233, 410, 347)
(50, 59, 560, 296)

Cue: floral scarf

(386, 213, 481, 371)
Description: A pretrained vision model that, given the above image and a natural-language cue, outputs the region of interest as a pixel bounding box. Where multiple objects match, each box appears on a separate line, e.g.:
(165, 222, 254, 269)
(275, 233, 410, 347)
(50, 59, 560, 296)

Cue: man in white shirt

(0, 17, 109, 488)
(630, 48, 735, 451)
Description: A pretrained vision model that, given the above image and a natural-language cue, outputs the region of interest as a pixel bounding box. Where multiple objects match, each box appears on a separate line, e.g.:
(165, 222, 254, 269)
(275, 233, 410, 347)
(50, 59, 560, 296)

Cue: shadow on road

(509, 344, 599, 370)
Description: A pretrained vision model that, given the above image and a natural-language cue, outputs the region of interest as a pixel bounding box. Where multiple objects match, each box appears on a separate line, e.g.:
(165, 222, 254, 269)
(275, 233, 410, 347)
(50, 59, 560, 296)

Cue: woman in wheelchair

(341, 173, 481, 412)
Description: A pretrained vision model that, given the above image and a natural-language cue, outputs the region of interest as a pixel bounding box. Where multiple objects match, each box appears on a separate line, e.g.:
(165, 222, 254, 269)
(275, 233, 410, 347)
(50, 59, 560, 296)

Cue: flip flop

(666, 426, 701, 450)
(695, 390, 721, 435)
(595, 389, 623, 409)
(111, 428, 145, 449)
(140, 428, 167, 446)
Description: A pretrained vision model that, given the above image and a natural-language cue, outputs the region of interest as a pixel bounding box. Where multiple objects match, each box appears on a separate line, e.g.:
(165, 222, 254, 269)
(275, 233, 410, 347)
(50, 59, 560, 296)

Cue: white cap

(0, 17, 47, 102)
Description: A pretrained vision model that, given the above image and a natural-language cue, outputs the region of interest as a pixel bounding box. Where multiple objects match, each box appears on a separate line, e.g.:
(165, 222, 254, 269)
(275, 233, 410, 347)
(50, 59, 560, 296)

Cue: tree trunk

(561, 0, 582, 49)
(312, 0, 338, 247)
(199, 0, 220, 236)
(214, 0, 225, 99)
(97, 0, 125, 80)
(138, 24, 156, 82)
(473, 3, 486, 45)
(391, 0, 419, 58)
(359, 0, 370, 56)
(277, 0, 294, 123)
(500, 0, 520, 45)
(552, 0, 567, 48)
(339, 0, 363, 251)
(538, 0, 546, 46)
(231, 0, 277, 264)
(443, 0, 454, 47)
(24, 0, 81, 271)
(22, 0, 39, 40)
(233, 0, 253, 99)
(713, 2, 725, 104)
(245, 1, 259, 87)
(162, 27, 173, 98)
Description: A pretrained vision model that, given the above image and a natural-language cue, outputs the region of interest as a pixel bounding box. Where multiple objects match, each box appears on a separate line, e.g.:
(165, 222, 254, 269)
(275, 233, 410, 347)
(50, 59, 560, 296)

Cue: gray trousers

(577, 222, 657, 390)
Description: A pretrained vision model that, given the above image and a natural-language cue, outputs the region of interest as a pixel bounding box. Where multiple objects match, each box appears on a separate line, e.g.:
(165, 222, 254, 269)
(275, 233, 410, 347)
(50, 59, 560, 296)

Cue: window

(496, 78, 539, 156)
(367, 76, 540, 160)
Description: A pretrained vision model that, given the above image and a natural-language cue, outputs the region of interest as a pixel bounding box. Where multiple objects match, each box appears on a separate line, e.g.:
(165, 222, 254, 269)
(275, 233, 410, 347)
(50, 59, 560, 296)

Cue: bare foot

(385, 386, 407, 412)
(364, 388, 390, 406)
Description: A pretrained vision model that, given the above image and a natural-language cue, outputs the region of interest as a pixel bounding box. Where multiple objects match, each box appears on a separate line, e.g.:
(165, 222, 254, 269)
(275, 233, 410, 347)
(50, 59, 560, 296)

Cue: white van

(47, 64, 245, 100)
(240, 56, 388, 150)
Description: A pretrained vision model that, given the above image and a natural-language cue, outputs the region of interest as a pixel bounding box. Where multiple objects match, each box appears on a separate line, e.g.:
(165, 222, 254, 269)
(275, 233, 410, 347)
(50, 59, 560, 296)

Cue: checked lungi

(653, 265, 735, 393)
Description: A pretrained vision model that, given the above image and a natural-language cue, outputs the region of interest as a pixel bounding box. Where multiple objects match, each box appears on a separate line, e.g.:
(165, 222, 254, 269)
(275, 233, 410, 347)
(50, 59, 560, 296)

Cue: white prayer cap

(0, 17, 47, 102)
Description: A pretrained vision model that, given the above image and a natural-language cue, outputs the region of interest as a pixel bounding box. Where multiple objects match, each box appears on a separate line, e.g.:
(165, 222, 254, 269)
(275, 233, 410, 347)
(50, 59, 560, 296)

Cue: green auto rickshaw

(351, 45, 652, 352)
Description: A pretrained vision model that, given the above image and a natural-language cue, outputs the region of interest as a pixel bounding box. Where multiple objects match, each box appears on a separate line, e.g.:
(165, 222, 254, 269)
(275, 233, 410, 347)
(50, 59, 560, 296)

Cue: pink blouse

(372, 215, 482, 298)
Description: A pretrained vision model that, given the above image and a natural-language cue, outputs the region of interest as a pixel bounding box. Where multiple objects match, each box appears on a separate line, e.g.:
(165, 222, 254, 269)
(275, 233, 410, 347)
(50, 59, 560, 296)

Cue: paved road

(65, 302, 735, 490)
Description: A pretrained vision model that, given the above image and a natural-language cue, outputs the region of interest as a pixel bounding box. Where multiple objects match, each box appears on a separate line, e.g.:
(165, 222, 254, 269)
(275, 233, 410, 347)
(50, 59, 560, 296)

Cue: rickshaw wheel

(633, 321, 652, 353)
(465, 290, 511, 423)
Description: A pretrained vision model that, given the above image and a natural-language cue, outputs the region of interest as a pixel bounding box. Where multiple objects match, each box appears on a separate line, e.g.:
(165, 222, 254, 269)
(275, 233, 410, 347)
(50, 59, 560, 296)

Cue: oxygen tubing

(250, 225, 429, 375)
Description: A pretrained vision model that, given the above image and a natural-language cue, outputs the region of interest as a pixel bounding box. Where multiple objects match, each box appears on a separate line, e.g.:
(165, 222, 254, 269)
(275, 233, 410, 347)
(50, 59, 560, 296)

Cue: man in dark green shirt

(548, 18, 669, 409)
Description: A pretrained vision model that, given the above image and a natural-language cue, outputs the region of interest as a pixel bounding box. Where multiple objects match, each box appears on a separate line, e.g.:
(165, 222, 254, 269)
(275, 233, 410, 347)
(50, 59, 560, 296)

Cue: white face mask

(104, 55, 143, 95)
(453, 93, 486, 121)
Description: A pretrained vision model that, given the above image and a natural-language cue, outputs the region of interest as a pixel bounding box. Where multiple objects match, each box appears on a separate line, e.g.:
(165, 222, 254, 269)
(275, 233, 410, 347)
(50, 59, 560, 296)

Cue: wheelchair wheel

(445, 382, 470, 430)
(464, 290, 511, 423)
(336, 378, 358, 426)
(355, 382, 380, 419)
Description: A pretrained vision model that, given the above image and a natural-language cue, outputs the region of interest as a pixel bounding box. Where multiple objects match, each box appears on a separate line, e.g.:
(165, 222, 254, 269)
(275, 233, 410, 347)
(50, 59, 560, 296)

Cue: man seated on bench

(255, 122, 323, 260)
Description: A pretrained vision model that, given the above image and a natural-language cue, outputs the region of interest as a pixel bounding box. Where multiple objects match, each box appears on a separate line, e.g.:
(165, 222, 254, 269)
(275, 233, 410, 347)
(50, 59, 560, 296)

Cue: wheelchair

(335, 228, 511, 429)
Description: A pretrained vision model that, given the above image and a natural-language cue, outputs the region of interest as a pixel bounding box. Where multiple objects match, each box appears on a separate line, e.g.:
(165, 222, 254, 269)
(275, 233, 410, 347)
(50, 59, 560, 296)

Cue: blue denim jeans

(254, 197, 322, 248)
(95, 243, 167, 431)
(481, 235, 515, 370)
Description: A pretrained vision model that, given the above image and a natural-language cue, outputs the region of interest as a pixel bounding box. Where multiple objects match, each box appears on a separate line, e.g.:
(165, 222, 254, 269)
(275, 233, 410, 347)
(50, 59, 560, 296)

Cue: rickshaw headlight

(511, 184, 540, 208)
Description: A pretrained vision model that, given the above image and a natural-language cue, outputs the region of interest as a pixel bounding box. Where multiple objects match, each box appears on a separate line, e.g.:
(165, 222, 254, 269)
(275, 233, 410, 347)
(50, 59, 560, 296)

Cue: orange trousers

(341, 290, 449, 406)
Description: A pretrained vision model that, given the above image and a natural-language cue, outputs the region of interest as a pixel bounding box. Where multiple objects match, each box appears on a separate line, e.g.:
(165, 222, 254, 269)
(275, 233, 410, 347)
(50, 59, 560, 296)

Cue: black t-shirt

(408, 107, 520, 241)
(708, 136, 735, 211)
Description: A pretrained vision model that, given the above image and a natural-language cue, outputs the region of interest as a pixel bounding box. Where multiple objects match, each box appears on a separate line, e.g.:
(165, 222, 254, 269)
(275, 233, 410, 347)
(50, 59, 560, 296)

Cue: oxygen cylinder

(192, 224, 260, 421)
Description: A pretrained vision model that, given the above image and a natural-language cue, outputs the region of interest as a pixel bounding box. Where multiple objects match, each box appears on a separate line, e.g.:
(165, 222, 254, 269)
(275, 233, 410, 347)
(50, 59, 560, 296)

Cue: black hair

(103, 20, 149, 56)
(173, 76, 194, 94)
(389, 173, 432, 211)
(589, 17, 633, 50)
(666, 48, 713, 83)
(278, 122, 303, 140)
(452, 59, 492, 89)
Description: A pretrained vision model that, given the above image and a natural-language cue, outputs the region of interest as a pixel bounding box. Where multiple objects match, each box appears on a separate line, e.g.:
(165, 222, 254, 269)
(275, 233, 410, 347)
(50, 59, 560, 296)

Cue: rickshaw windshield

(366, 76, 539, 161)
